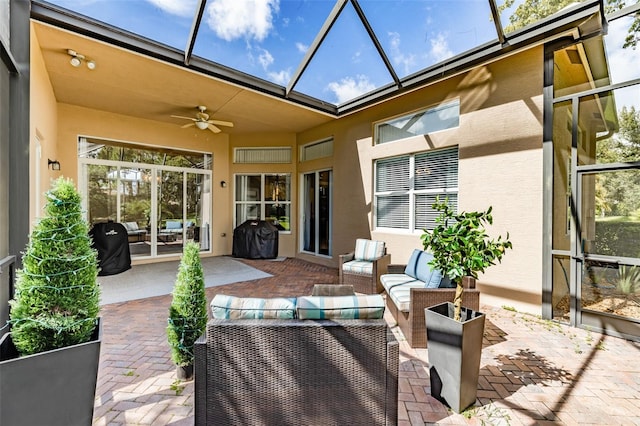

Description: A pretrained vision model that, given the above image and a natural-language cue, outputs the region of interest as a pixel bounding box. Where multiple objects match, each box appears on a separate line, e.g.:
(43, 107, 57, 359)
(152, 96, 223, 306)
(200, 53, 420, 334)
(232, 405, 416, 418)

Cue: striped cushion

(296, 295, 385, 319)
(211, 294, 296, 319)
(380, 273, 416, 293)
(354, 239, 385, 261)
(342, 260, 374, 275)
(384, 280, 425, 312)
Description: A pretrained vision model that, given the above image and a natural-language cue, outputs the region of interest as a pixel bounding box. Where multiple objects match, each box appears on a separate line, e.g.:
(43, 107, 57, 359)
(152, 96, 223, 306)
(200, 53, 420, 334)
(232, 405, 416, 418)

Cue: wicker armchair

(195, 318, 398, 426)
(383, 264, 480, 348)
(339, 239, 390, 294)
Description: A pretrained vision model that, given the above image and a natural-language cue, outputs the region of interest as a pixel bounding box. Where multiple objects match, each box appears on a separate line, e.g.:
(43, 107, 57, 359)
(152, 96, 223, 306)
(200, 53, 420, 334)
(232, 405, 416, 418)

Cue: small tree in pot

(167, 241, 208, 380)
(1, 177, 102, 425)
(421, 198, 512, 321)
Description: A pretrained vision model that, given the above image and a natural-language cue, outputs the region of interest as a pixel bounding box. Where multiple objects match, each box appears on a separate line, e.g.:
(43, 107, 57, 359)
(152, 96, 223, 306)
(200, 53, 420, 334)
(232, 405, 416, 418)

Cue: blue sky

(46, 0, 640, 109)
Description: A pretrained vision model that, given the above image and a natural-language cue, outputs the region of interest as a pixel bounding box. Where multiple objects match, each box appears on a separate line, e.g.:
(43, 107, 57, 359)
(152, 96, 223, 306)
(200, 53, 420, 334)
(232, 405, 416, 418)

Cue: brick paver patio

(93, 257, 640, 425)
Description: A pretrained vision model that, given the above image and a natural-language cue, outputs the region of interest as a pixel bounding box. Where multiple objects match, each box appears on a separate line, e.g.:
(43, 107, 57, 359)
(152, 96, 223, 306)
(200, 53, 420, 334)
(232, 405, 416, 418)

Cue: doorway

(301, 170, 332, 256)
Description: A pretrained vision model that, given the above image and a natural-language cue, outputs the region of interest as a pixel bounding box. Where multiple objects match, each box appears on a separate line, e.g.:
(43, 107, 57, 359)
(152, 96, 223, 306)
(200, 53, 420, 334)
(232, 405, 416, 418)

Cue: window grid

(234, 173, 292, 232)
(375, 147, 458, 232)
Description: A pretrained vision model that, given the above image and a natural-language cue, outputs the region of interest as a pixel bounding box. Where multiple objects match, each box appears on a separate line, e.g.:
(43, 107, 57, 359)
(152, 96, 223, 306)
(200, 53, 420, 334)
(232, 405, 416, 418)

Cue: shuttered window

(234, 147, 292, 164)
(375, 147, 458, 231)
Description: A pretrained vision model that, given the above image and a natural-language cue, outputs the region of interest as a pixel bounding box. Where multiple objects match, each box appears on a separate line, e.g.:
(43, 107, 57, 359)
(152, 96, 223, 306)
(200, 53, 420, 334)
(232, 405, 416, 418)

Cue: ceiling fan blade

(209, 119, 234, 127)
(208, 123, 222, 133)
(171, 115, 197, 121)
(181, 123, 196, 129)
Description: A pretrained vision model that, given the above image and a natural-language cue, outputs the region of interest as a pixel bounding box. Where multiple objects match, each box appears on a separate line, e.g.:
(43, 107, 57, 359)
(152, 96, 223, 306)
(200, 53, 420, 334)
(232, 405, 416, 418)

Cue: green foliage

(421, 199, 513, 282)
(9, 177, 100, 355)
(498, 0, 640, 49)
(167, 242, 208, 367)
(421, 198, 512, 320)
(595, 221, 640, 258)
(616, 265, 640, 294)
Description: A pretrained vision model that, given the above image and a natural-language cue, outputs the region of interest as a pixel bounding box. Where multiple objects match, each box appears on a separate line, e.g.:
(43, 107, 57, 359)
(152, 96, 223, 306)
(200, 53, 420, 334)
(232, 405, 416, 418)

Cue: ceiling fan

(171, 105, 234, 133)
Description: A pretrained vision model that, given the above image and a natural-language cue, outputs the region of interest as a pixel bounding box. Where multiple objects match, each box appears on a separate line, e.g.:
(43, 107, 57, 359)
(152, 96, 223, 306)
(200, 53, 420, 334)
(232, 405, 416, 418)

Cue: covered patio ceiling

(31, 0, 605, 134)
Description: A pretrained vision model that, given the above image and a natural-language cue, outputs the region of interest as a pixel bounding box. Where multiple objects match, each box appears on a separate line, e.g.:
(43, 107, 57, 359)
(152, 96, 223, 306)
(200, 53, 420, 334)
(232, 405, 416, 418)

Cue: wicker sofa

(381, 250, 480, 348)
(195, 294, 399, 426)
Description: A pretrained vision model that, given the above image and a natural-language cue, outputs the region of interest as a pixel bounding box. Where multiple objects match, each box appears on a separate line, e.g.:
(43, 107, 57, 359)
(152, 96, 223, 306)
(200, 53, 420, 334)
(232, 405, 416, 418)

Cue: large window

(375, 147, 458, 232)
(235, 174, 291, 232)
(374, 100, 460, 145)
(78, 138, 212, 258)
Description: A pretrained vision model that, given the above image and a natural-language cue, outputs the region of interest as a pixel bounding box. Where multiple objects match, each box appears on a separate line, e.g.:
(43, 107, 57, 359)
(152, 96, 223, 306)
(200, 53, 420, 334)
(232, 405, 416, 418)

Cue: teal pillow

(404, 250, 442, 288)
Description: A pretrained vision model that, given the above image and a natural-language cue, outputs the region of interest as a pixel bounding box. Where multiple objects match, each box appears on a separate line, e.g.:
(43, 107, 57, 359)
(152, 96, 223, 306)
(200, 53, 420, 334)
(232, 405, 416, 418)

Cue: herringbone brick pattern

(93, 257, 640, 425)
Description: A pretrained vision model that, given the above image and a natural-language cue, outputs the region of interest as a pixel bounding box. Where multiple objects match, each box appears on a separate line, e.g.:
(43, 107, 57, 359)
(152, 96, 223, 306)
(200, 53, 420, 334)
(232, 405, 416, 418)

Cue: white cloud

(268, 69, 291, 85)
(327, 75, 376, 104)
(296, 42, 308, 54)
(206, 0, 280, 42)
(429, 33, 453, 63)
(258, 48, 274, 70)
(146, 0, 197, 17)
(388, 31, 416, 75)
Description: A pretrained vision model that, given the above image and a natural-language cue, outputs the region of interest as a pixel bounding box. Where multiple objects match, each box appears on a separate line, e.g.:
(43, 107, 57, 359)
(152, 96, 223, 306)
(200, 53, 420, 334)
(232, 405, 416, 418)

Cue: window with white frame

(374, 99, 460, 145)
(235, 174, 291, 232)
(375, 147, 458, 231)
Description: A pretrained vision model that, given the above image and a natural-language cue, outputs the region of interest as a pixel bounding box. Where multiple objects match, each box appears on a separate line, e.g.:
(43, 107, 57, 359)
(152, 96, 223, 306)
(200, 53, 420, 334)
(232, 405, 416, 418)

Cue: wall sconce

(67, 49, 96, 70)
(48, 159, 61, 171)
(220, 180, 227, 188)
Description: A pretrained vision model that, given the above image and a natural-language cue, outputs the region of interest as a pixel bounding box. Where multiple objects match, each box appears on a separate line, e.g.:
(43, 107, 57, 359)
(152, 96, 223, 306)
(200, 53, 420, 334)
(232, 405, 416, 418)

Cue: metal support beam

(184, 0, 207, 66)
(286, 0, 348, 96)
(351, 0, 400, 87)
(488, 0, 506, 45)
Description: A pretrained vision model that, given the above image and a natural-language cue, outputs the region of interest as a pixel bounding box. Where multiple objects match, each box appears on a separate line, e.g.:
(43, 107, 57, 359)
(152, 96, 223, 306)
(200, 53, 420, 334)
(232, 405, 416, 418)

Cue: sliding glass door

(301, 170, 332, 256)
(79, 138, 212, 259)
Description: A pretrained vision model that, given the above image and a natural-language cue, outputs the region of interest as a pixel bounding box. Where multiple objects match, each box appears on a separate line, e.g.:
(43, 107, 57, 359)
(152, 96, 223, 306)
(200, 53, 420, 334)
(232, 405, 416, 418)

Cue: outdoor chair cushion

(341, 259, 374, 275)
(353, 238, 386, 261)
(383, 280, 426, 312)
(211, 294, 297, 319)
(296, 294, 385, 319)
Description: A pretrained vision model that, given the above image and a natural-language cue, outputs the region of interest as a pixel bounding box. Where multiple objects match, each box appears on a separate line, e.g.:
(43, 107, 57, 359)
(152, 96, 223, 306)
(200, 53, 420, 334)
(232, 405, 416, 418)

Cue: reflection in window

(78, 137, 211, 170)
(375, 100, 459, 145)
(234, 174, 291, 231)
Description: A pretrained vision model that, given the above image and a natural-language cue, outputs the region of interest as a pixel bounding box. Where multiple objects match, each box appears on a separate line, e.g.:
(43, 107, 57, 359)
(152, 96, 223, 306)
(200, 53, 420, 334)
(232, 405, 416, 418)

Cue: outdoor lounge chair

(195, 294, 398, 425)
(339, 238, 390, 294)
(380, 251, 480, 348)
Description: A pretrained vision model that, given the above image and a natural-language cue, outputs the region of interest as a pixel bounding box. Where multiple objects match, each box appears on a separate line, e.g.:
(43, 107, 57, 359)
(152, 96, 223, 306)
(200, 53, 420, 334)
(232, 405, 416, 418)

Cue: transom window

(374, 100, 460, 145)
(375, 147, 458, 232)
(235, 174, 291, 232)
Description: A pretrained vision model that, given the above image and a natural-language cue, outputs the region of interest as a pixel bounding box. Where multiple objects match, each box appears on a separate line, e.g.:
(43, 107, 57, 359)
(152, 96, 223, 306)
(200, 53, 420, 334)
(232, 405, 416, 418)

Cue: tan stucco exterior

(29, 22, 546, 314)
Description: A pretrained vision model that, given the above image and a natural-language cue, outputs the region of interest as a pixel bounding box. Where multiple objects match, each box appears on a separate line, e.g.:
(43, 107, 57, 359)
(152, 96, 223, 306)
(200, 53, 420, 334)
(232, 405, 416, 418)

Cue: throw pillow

(211, 294, 297, 319)
(296, 294, 385, 319)
(353, 239, 385, 261)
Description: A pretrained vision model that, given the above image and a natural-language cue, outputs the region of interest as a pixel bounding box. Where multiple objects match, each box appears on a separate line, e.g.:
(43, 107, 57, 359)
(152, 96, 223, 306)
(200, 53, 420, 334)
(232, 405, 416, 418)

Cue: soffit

(32, 21, 335, 134)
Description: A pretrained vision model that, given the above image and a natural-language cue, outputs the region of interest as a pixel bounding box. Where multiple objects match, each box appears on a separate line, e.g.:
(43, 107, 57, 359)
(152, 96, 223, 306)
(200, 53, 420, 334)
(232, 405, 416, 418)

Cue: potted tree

(421, 197, 512, 413)
(0, 177, 102, 426)
(167, 241, 208, 380)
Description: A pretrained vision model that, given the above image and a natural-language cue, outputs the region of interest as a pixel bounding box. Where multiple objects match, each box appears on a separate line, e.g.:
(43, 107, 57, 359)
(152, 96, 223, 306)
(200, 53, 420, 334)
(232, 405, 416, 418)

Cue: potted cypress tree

(421, 197, 512, 413)
(167, 241, 208, 380)
(0, 177, 102, 426)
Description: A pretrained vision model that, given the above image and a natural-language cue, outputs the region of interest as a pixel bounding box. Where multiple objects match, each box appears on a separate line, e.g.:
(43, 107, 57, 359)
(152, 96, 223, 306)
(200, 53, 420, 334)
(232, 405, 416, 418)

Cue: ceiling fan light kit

(171, 105, 234, 133)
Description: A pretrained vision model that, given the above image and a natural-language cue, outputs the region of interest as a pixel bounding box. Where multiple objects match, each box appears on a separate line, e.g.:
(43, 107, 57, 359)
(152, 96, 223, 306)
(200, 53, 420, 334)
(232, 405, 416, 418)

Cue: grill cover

(90, 221, 132, 276)
(232, 220, 279, 259)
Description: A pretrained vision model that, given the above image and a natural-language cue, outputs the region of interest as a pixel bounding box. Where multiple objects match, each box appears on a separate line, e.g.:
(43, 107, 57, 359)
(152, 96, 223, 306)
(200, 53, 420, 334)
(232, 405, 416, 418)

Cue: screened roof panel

(46, 0, 196, 50)
(360, 0, 499, 78)
(40, 0, 609, 110)
(293, 2, 396, 104)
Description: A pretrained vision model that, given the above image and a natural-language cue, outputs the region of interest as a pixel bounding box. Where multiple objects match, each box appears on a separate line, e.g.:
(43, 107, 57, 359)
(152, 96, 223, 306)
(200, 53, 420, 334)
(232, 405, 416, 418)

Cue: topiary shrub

(167, 241, 208, 374)
(9, 177, 100, 355)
